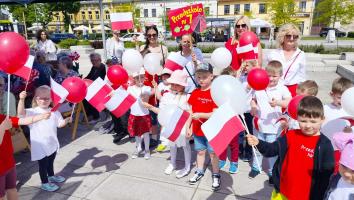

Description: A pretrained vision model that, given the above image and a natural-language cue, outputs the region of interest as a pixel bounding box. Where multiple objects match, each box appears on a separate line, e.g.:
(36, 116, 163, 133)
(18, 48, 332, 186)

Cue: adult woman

(35, 30, 57, 61)
(106, 30, 125, 64)
(53, 56, 79, 84)
(178, 34, 203, 93)
(266, 23, 306, 96)
(225, 16, 263, 70)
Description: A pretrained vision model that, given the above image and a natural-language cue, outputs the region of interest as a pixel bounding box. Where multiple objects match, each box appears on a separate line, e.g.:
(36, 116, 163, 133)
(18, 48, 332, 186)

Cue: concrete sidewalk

(14, 71, 339, 200)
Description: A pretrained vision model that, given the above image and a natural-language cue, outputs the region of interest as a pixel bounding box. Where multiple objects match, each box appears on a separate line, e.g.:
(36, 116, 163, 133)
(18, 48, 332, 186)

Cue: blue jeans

(193, 135, 214, 153)
(252, 130, 278, 176)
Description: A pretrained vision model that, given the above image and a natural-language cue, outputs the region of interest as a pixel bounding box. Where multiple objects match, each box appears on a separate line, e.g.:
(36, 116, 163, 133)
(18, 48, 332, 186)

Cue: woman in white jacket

(35, 30, 57, 61)
(106, 30, 125, 64)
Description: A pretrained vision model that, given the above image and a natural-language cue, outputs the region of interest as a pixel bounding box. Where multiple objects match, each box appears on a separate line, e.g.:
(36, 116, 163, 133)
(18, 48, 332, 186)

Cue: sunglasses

(235, 24, 247, 29)
(113, 32, 120, 35)
(285, 34, 299, 40)
(37, 97, 50, 101)
(146, 34, 157, 38)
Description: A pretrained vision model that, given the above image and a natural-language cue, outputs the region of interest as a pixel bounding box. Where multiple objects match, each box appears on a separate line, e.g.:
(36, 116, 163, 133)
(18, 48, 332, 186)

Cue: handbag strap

(284, 51, 302, 80)
(161, 45, 165, 65)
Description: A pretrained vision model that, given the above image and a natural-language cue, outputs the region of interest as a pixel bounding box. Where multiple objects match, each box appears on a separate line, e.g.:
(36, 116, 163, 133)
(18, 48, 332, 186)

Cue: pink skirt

(127, 115, 151, 137)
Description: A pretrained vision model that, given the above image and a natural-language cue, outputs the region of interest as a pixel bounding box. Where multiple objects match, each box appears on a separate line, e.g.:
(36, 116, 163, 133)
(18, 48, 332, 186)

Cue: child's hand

(246, 134, 259, 146)
(151, 80, 157, 88)
(66, 117, 73, 124)
(1, 117, 12, 131)
(140, 94, 150, 103)
(250, 106, 258, 117)
(40, 112, 51, 120)
(191, 113, 202, 119)
(142, 102, 152, 109)
(280, 120, 289, 130)
(186, 127, 193, 138)
(19, 91, 27, 100)
(191, 52, 197, 63)
(269, 98, 278, 107)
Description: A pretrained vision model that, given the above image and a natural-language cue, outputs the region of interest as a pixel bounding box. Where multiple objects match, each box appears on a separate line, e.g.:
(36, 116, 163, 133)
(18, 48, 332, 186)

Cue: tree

(267, 0, 299, 27)
(8, 3, 52, 27)
(314, 0, 354, 28)
(48, 2, 81, 31)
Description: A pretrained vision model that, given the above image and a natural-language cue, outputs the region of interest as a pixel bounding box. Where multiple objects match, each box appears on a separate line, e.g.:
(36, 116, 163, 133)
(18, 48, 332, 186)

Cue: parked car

(319, 28, 346, 37)
(120, 32, 145, 42)
(50, 33, 77, 43)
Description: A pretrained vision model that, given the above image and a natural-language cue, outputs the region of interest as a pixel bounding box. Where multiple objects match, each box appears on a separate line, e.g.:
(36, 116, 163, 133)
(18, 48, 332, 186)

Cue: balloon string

(7, 74, 10, 117)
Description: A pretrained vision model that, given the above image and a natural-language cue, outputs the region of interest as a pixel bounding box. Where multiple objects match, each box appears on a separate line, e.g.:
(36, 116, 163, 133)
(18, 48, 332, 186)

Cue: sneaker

(248, 169, 260, 179)
(175, 168, 190, 178)
(155, 144, 167, 152)
(218, 160, 226, 169)
(268, 176, 274, 185)
(89, 118, 100, 125)
(48, 175, 66, 183)
(229, 162, 239, 174)
(211, 173, 221, 191)
(144, 151, 151, 160)
(41, 183, 59, 192)
(113, 134, 126, 143)
(241, 156, 251, 162)
(164, 164, 175, 175)
(189, 171, 204, 185)
(132, 149, 142, 159)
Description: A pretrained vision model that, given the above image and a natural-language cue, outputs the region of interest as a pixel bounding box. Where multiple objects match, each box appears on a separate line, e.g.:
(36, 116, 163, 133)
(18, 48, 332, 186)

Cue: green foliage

(267, 0, 298, 27)
(299, 44, 354, 54)
(124, 41, 143, 48)
(7, 3, 52, 27)
(58, 38, 78, 49)
(48, 2, 81, 31)
(348, 32, 354, 38)
(167, 45, 217, 53)
(77, 40, 91, 46)
(314, 0, 354, 27)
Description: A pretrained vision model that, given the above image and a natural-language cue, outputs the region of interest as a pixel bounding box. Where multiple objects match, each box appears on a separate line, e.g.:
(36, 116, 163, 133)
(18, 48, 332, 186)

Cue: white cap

(132, 68, 145, 77)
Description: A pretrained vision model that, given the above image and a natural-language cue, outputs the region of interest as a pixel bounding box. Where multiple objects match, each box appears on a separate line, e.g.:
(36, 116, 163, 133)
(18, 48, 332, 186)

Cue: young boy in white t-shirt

(249, 60, 292, 184)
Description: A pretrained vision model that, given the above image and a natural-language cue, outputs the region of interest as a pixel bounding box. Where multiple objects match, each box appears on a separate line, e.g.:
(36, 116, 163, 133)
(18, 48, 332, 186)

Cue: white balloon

(158, 104, 179, 126)
(211, 47, 232, 70)
(122, 49, 143, 74)
(211, 75, 248, 114)
(144, 53, 163, 75)
(341, 87, 354, 116)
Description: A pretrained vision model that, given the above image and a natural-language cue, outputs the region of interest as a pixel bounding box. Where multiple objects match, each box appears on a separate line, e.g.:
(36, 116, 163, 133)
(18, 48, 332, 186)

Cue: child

(186, 62, 221, 191)
(0, 113, 50, 199)
(249, 60, 291, 183)
(218, 67, 240, 174)
(144, 70, 191, 178)
(127, 68, 152, 159)
(17, 86, 71, 192)
(324, 131, 354, 199)
(296, 80, 319, 96)
(247, 96, 334, 200)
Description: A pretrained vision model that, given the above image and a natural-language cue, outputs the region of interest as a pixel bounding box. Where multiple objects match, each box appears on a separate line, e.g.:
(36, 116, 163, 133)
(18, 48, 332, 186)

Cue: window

(144, 9, 148, 17)
(88, 11, 92, 20)
(152, 8, 156, 17)
(244, 4, 251, 12)
(234, 4, 240, 14)
(81, 11, 86, 20)
(259, 3, 266, 14)
(224, 5, 230, 15)
(105, 11, 110, 20)
(299, 1, 306, 12)
(95, 11, 99, 19)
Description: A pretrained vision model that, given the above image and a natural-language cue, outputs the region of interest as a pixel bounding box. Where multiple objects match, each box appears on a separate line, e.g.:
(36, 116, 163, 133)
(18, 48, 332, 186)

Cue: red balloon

(62, 77, 87, 103)
(247, 68, 269, 91)
(83, 79, 93, 87)
(287, 95, 305, 120)
(107, 65, 129, 86)
(0, 32, 30, 73)
(239, 31, 259, 47)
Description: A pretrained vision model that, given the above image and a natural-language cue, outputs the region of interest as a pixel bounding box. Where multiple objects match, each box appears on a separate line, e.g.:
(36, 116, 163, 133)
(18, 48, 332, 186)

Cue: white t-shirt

(328, 178, 354, 200)
(239, 74, 254, 113)
(322, 103, 352, 149)
(25, 107, 64, 161)
(127, 85, 151, 116)
(254, 83, 291, 134)
(157, 82, 170, 96)
(266, 48, 306, 85)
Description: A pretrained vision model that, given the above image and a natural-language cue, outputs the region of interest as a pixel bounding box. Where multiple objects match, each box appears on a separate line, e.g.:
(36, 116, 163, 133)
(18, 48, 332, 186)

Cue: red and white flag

(105, 87, 136, 118)
(110, 12, 134, 31)
(236, 43, 258, 61)
(50, 78, 69, 111)
(161, 106, 190, 142)
(201, 102, 245, 156)
(13, 55, 34, 80)
(85, 77, 113, 112)
(164, 52, 188, 72)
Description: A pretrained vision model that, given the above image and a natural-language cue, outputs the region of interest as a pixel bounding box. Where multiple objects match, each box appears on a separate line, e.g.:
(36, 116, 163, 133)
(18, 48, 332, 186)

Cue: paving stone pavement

(14, 52, 340, 200)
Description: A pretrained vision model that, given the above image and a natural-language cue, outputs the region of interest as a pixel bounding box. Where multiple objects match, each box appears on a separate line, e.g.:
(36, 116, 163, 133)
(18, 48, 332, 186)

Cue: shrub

(58, 39, 78, 49)
(77, 40, 91, 46)
(348, 32, 354, 38)
(90, 40, 103, 49)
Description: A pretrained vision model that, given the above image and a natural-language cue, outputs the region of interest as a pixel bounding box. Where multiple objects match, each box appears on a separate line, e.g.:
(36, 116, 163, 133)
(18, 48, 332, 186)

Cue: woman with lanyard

(225, 16, 263, 70)
(266, 23, 306, 97)
(35, 30, 57, 61)
(134, 24, 168, 147)
(106, 30, 125, 64)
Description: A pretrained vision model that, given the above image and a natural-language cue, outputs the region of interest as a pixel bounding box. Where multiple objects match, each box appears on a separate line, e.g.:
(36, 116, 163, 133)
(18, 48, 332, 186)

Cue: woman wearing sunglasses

(225, 15, 263, 70)
(266, 23, 306, 97)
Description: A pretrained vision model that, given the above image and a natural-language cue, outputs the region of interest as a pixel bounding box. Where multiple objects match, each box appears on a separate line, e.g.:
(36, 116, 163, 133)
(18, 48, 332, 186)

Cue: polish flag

(105, 87, 136, 118)
(13, 55, 35, 80)
(236, 43, 258, 61)
(164, 52, 188, 72)
(161, 107, 190, 142)
(85, 77, 113, 112)
(50, 78, 69, 111)
(201, 102, 245, 156)
(110, 12, 134, 31)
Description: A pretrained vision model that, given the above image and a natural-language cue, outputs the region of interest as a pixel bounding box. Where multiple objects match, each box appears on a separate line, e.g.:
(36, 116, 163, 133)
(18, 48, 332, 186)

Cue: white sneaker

(144, 151, 151, 160)
(175, 168, 190, 178)
(164, 164, 175, 175)
(132, 148, 142, 159)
